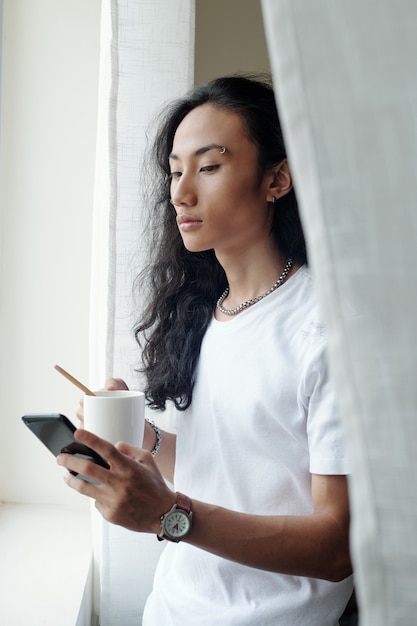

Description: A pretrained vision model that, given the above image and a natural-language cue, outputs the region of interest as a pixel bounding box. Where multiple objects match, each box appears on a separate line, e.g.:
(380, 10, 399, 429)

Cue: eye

(169, 171, 182, 179)
(200, 164, 220, 173)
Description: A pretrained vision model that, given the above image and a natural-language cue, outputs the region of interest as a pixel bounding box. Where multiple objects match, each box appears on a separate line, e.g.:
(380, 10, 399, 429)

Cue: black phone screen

(22, 414, 110, 479)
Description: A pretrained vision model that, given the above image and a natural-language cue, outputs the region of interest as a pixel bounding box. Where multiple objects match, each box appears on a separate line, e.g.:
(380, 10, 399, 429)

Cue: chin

(182, 241, 211, 254)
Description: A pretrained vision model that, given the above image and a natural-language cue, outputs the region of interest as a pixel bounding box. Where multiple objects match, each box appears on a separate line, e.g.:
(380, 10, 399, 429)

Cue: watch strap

(175, 492, 191, 514)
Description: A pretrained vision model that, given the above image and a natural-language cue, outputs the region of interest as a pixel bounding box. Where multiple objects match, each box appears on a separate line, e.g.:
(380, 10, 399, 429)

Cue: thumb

(105, 377, 129, 391)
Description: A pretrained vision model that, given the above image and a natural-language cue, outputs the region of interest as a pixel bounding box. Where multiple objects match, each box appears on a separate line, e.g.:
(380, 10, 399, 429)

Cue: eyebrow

(169, 144, 226, 160)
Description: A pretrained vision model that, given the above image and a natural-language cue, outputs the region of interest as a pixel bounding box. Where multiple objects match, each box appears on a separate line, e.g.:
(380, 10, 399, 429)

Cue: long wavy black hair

(134, 74, 307, 411)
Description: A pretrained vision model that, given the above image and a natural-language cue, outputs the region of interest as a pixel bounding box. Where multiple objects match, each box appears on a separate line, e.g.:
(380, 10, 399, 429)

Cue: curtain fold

(261, 1, 417, 624)
(89, 1, 195, 623)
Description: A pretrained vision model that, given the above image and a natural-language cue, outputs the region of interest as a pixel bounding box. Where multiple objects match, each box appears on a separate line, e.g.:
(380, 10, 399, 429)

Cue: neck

(216, 256, 297, 318)
(217, 248, 290, 303)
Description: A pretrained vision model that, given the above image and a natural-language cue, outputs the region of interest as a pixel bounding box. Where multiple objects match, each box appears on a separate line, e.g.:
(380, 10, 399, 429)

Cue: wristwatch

(157, 492, 193, 542)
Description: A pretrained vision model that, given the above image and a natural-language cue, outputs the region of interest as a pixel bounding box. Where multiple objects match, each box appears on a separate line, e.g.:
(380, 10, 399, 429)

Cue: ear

(266, 159, 293, 202)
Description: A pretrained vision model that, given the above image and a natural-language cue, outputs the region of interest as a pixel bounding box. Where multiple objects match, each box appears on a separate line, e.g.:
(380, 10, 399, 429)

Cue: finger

(73, 428, 124, 468)
(57, 451, 110, 485)
(115, 440, 147, 461)
(75, 396, 84, 424)
(104, 378, 129, 391)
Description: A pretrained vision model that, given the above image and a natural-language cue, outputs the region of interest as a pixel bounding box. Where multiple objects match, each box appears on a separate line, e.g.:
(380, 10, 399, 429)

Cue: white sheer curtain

(89, 1, 195, 623)
(262, 1, 417, 624)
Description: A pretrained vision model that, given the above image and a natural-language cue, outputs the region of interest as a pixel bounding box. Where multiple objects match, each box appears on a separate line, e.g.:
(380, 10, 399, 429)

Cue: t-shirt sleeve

(300, 336, 350, 475)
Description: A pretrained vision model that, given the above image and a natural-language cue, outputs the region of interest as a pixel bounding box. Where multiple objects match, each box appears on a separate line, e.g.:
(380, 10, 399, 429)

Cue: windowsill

(0, 503, 93, 626)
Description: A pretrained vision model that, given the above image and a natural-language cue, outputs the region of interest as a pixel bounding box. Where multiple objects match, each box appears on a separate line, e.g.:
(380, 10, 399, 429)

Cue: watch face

(164, 509, 191, 540)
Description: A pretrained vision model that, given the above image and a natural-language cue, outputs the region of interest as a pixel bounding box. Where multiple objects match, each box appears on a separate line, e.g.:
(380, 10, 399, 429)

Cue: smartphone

(22, 413, 110, 482)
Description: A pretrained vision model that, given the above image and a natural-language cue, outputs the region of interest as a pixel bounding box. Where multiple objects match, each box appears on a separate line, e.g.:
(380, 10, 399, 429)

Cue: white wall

(0, 0, 101, 505)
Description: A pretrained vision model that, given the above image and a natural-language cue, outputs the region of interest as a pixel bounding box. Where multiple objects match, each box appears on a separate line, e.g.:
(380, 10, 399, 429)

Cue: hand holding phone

(22, 413, 110, 483)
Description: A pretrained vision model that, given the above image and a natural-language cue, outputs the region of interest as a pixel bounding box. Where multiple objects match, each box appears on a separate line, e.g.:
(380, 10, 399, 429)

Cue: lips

(176, 214, 203, 230)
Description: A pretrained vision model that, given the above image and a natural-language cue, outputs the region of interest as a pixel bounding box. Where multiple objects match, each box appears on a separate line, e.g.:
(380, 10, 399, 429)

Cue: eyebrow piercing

(219, 146, 226, 154)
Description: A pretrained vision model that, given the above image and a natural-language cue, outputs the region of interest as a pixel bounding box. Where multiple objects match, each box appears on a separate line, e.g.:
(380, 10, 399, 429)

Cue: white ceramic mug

(83, 390, 145, 446)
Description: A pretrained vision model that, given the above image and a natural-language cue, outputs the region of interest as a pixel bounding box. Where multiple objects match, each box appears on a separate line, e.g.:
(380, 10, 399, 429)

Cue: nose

(170, 172, 197, 208)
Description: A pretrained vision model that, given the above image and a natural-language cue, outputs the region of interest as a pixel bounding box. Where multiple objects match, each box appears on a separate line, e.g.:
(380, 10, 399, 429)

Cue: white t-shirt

(143, 266, 353, 625)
